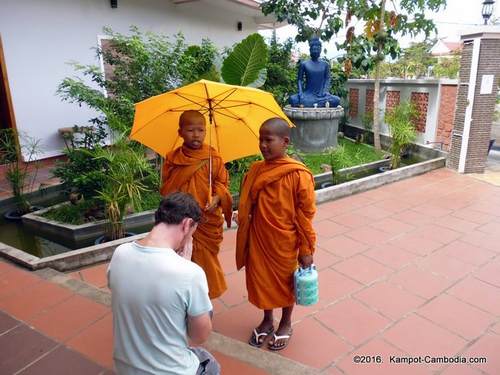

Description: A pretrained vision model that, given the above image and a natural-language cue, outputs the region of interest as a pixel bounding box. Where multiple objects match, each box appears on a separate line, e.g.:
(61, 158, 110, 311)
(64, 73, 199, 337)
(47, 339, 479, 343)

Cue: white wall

(0, 0, 259, 159)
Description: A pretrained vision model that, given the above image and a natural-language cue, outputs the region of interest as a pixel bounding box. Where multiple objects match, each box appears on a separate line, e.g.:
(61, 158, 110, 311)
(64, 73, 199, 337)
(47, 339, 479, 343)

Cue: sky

(259, 0, 500, 58)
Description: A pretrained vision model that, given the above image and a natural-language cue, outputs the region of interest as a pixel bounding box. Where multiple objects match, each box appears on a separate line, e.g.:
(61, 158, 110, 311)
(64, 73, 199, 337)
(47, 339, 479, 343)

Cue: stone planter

(22, 203, 155, 248)
(284, 105, 344, 152)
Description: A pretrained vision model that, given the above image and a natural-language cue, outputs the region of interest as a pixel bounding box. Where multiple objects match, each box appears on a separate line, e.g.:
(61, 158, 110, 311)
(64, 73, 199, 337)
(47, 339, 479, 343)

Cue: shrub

(384, 102, 417, 169)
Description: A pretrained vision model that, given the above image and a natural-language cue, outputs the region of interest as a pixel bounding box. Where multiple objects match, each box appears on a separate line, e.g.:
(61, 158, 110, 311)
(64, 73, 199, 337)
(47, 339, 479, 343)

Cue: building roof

(430, 39, 463, 57)
(171, 0, 285, 29)
(442, 41, 462, 51)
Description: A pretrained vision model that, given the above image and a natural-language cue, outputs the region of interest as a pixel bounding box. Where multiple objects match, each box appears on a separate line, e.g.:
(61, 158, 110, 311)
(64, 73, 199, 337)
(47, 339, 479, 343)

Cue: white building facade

(0, 0, 273, 159)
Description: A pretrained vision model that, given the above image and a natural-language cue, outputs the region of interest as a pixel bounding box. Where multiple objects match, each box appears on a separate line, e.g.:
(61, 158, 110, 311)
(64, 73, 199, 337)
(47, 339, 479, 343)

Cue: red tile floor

(2, 168, 500, 374)
(0, 157, 63, 199)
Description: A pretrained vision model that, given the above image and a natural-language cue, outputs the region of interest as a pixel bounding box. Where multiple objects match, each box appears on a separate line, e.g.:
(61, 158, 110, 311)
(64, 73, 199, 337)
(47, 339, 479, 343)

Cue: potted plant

(0, 129, 41, 220)
(384, 101, 417, 170)
(94, 137, 158, 244)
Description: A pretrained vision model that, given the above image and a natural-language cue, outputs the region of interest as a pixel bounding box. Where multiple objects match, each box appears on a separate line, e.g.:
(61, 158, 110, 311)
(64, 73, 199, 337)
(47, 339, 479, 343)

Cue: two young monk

(160, 110, 316, 350)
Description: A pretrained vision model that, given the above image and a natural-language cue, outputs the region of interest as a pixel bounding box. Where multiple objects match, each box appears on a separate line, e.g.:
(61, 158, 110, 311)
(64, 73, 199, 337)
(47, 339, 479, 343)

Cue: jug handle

(298, 264, 316, 274)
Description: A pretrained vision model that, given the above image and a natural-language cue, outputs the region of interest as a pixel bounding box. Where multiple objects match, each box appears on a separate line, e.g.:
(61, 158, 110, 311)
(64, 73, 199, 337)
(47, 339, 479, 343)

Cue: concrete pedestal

(284, 105, 344, 153)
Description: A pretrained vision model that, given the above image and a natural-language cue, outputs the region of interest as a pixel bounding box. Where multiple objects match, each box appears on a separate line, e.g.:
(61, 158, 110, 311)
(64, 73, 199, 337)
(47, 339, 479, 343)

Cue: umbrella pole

(208, 113, 213, 206)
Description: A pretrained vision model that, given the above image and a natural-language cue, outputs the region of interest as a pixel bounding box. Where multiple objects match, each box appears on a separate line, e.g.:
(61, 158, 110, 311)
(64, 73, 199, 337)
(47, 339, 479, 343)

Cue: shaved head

(179, 110, 205, 128)
(260, 117, 290, 138)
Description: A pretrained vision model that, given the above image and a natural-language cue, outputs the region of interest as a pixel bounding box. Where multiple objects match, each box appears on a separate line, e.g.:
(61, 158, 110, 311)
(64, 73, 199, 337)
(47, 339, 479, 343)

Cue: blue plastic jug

(294, 265, 319, 306)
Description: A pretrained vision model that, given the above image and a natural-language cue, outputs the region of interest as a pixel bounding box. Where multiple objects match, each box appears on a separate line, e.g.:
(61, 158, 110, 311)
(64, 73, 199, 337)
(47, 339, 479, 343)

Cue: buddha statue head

(309, 36, 322, 61)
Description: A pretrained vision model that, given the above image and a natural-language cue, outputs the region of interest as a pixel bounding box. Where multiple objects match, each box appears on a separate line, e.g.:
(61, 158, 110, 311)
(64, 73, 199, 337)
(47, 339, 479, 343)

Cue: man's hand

(205, 195, 220, 212)
(299, 254, 313, 268)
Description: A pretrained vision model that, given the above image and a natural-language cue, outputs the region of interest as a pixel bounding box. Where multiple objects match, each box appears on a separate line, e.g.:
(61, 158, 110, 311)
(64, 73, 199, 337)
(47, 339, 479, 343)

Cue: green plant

(0, 129, 41, 215)
(221, 33, 268, 87)
(328, 145, 352, 184)
(42, 199, 99, 225)
(262, 34, 297, 106)
(226, 155, 262, 194)
(384, 101, 417, 169)
(94, 137, 158, 240)
(181, 39, 220, 83)
(53, 124, 108, 200)
(433, 52, 461, 79)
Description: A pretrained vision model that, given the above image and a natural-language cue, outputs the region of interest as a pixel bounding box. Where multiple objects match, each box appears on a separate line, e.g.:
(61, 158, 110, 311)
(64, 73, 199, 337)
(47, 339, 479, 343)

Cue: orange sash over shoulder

(235, 157, 316, 309)
(161, 144, 232, 299)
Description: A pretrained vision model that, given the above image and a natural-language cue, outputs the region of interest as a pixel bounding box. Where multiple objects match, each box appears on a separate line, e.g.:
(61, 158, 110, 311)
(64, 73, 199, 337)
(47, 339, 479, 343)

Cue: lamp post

(482, 0, 495, 25)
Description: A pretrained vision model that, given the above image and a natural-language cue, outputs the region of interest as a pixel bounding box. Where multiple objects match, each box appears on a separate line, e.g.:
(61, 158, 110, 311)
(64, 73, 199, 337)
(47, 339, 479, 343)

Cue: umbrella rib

(218, 106, 260, 141)
(213, 110, 241, 121)
(211, 88, 238, 109)
(174, 92, 208, 107)
(245, 101, 289, 120)
(214, 103, 253, 110)
(130, 103, 201, 137)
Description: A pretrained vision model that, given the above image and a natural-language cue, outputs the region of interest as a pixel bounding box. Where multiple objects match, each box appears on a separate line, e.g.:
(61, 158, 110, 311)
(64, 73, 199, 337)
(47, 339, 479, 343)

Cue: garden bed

(22, 204, 156, 248)
(2, 152, 446, 270)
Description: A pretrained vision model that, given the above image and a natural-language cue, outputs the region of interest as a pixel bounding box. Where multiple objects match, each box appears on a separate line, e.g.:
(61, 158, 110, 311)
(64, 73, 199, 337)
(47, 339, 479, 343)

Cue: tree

(263, 32, 297, 106)
(58, 27, 211, 135)
(375, 41, 437, 79)
(433, 52, 461, 79)
(395, 41, 436, 78)
(262, 0, 446, 150)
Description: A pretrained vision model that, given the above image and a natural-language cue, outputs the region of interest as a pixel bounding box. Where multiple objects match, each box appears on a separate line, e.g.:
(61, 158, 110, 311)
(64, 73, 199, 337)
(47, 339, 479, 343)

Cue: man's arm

(187, 312, 212, 345)
(186, 268, 213, 345)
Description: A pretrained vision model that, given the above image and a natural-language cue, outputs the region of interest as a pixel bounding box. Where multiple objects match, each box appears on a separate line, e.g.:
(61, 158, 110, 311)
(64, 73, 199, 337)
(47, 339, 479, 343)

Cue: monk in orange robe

(235, 118, 316, 351)
(161, 110, 232, 299)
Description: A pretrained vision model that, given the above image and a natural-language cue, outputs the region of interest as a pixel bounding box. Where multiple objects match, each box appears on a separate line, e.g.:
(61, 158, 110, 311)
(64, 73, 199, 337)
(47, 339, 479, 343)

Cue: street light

(482, 0, 495, 25)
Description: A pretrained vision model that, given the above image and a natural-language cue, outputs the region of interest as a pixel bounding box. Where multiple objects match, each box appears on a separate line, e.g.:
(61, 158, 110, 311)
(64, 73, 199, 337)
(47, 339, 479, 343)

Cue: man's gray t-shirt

(108, 242, 213, 375)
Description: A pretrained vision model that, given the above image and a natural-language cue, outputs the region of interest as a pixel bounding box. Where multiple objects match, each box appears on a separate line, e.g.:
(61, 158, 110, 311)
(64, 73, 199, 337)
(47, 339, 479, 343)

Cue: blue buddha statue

(289, 37, 340, 108)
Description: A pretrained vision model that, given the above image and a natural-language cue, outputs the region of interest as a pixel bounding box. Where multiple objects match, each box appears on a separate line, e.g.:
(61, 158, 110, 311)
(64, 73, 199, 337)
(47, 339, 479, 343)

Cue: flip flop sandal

(249, 326, 274, 348)
(268, 330, 293, 351)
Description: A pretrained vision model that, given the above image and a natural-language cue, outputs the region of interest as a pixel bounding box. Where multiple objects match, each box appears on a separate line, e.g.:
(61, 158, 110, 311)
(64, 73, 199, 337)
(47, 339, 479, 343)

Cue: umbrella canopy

(130, 79, 293, 162)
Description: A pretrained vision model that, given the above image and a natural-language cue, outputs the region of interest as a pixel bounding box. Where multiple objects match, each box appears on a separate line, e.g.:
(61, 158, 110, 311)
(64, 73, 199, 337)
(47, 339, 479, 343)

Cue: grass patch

(41, 191, 162, 225)
(42, 199, 97, 225)
(225, 138, 385, 193)
(301, 138, 386, 175)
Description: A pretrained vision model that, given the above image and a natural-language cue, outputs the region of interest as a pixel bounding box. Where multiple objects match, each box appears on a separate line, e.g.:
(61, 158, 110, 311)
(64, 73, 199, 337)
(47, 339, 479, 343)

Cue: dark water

(0, 217, 73, 258)
(0, 217, 154, 258)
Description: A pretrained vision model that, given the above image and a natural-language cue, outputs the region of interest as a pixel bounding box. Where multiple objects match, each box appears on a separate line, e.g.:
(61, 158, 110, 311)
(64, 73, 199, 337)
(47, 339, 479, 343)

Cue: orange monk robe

(236, 157, 316, 310)
(161, 144, 232, 299)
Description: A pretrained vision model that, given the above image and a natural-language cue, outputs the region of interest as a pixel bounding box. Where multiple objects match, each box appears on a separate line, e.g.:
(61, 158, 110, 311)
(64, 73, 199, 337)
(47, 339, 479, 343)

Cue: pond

(0, 210, 154, 258)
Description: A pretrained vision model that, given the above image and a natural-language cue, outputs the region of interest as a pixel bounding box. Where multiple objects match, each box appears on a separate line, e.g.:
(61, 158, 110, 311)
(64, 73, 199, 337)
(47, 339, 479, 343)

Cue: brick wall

(464, 38, 500, 173)
(365, 89, 374, 115)
(448, 37, 500, 173)
(410, 92, 429, 132)
(349, 88, 359, 118)
(385, 90, 400, 113)
(436, 85, 458, 150)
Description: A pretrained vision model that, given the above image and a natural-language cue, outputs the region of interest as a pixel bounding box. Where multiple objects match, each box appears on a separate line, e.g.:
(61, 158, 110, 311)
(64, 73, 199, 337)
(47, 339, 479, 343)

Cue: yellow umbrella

(130, 79, 293, 163)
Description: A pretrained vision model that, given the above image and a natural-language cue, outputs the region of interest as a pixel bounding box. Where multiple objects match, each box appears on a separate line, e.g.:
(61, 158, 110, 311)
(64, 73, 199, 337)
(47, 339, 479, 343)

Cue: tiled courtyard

(2, 168, 500, 374)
